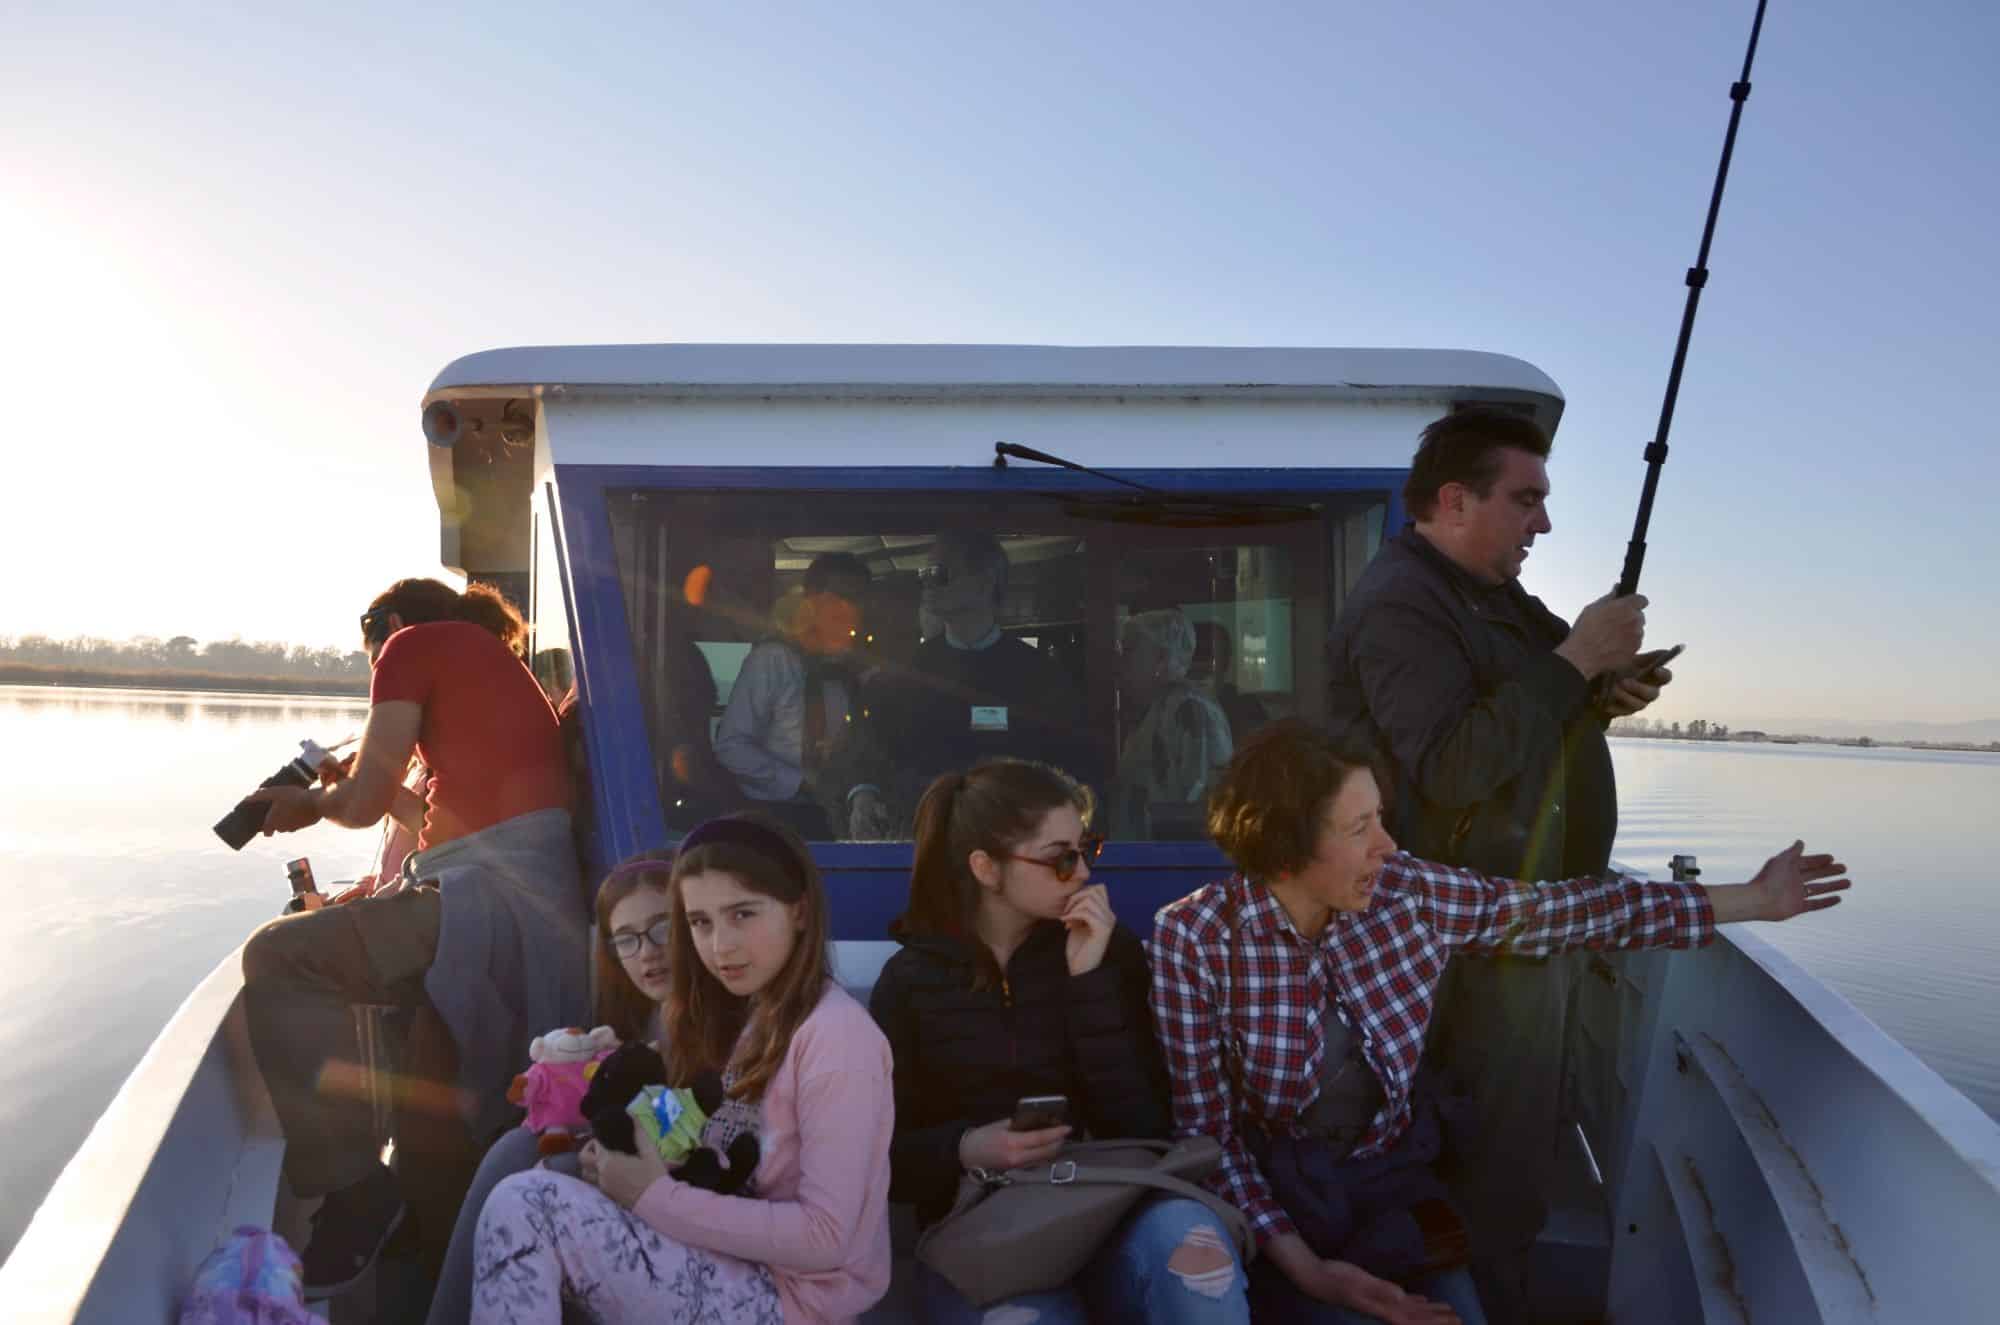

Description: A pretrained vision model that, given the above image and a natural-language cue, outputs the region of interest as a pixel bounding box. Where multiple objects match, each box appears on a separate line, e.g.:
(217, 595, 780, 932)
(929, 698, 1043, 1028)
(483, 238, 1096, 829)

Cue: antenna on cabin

(1616, 0, 1770, 597)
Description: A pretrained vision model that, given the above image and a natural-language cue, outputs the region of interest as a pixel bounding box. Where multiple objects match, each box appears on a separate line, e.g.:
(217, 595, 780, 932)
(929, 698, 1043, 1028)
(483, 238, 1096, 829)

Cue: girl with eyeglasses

(426, 848, 678, 1325)
(869, 760, 1252, 1325)
(471, 813, 895, 1325)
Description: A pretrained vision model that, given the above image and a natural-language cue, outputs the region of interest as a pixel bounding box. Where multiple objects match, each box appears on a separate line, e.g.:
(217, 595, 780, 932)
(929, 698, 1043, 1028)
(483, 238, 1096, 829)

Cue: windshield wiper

(992, 442, 1316, 528)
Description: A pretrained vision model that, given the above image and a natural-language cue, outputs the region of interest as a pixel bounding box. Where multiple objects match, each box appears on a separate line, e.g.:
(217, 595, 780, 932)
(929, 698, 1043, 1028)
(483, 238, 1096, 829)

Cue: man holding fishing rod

(1325, 405, 1673, 1323)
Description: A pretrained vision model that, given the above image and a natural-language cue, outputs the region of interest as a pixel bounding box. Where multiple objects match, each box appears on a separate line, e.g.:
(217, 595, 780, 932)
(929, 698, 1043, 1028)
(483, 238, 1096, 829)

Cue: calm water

(0, 686, 376, 1261)
(1610, 736, 2000, 1126)
(0, 689, 1995, 1264)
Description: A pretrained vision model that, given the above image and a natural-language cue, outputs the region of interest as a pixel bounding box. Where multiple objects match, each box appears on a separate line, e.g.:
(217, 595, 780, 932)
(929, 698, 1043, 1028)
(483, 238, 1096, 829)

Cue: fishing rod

(1616, 0, 1769, 598)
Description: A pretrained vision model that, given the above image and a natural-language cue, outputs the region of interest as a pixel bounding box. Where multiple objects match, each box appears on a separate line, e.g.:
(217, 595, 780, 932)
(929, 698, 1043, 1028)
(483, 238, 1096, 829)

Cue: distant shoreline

(1610, 732, 2000, 756)
(0, 663, 368, 698)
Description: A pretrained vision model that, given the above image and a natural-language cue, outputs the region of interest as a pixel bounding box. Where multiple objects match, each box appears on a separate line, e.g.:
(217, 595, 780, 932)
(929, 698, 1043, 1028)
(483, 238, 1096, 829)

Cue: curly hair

(1206, 720, 1383, 880)
(366, 577, 528, 658)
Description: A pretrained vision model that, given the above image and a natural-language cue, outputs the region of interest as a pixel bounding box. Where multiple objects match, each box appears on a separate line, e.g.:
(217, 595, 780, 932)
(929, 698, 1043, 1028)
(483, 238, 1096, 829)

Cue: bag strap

(1007, 1159, 1254, 1259)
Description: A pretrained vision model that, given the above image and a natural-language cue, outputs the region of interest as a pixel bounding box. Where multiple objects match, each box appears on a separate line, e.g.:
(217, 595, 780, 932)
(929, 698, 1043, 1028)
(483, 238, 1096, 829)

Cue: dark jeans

(241, 886, 480, 1275)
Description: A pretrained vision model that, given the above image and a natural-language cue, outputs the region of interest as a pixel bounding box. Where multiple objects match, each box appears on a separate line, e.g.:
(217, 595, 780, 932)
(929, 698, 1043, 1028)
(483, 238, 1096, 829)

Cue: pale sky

(3, 1, 1994, 726)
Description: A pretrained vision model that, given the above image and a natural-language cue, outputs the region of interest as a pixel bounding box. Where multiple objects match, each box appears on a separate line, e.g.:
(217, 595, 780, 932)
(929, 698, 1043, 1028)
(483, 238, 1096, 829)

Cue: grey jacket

(409, 808, 592, 1140)
(1326, 528, 1616, 884)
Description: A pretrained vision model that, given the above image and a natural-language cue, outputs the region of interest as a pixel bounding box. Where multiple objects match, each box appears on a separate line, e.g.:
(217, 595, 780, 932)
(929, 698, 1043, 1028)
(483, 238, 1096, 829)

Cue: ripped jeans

(915, 1195, 1250, 1325)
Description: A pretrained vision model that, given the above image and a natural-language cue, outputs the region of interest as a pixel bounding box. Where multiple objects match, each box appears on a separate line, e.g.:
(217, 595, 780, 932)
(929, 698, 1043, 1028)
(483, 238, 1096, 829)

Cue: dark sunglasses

(359, 608, 393, 644)
(996, 835, 1105, 883)
(609, 917, 673, 959)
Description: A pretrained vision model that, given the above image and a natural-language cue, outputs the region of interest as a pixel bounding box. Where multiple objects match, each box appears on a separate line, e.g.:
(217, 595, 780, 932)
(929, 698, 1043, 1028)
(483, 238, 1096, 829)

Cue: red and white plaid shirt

(1146, 853, 1714, 1245)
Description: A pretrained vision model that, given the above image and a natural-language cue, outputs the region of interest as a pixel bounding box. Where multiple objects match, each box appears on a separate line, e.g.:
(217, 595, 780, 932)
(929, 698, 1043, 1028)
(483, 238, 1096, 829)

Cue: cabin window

(606, 485, 1386, 840)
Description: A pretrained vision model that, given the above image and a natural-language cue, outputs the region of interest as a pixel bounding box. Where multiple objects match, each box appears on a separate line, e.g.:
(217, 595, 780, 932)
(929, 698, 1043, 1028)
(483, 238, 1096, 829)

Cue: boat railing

(1570, 886, 2000, 1324)
(0, 944, 282, 1325)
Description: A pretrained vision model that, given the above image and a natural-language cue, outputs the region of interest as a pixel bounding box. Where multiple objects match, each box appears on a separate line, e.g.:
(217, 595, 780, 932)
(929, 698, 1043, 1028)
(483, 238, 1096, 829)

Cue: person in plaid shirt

(1148, 721, 1851, 1324)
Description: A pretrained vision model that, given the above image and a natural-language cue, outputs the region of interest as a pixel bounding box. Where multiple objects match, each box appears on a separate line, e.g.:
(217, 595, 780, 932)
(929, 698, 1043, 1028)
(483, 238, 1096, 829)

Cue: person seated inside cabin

(842, 530, 1093, 838)
(1190, 620, 1269, 750)
(869, 760, 1252, 1324)
(713, 552, 871, 839)
(1109, 608, 1234, 840)
(1146, 720, 1856, 1325)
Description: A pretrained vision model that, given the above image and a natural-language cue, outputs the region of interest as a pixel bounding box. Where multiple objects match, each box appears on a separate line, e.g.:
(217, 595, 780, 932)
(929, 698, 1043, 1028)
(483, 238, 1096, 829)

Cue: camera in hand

(213, 739, 335, 851)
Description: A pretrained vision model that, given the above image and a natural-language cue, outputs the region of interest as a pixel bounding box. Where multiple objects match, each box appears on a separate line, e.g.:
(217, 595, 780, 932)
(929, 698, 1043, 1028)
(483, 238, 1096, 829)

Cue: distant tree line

(1609, 717, 1732, 741)
(0, 633, 369, 682)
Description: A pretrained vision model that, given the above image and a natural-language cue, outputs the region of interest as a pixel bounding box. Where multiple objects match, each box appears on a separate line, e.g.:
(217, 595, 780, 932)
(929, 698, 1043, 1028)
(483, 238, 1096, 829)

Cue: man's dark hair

(802, 551, 870, 599)
(1402, 406, 1552, 521)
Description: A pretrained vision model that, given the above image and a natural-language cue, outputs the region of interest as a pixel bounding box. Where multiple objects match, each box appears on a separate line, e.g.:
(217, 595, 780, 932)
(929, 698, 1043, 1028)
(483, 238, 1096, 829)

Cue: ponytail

(898, 760, 1092, 991)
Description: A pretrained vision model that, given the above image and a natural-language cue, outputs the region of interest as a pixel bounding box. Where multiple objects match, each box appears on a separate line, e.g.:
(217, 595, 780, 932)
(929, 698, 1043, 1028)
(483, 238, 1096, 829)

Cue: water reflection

(1612, 737, 2000, 1123)
(0, 684, 374, 1261)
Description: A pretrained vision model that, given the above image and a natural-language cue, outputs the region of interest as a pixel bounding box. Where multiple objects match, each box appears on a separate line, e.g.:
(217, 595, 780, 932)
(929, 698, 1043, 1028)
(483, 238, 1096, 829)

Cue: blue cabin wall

(552, 461, 1409, 941)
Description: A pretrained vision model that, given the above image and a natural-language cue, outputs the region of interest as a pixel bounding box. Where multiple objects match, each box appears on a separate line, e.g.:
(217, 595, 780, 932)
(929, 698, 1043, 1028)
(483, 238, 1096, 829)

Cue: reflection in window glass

(606, 487, 1386, 840)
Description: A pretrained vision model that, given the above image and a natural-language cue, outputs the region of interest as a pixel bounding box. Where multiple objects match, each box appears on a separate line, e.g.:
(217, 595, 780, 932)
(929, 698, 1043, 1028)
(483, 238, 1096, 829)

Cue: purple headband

(676, 817, 807, 889)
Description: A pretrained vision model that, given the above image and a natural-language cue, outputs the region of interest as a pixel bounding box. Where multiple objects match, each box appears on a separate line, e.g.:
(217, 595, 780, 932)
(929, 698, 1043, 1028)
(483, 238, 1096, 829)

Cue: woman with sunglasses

(427, 849, 676, 1325)
(869, 759, 1252, 1325)
(234, 577, 585, 1297)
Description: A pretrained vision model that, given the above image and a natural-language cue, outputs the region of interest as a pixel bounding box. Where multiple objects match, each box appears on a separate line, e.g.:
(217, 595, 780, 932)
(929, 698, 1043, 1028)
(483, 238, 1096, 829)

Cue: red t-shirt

(369, 620, 570, 849)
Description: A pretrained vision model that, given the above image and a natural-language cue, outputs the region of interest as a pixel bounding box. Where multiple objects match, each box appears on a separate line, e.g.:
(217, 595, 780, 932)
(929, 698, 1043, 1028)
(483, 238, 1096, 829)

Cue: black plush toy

(579, 1041, 760, 1195)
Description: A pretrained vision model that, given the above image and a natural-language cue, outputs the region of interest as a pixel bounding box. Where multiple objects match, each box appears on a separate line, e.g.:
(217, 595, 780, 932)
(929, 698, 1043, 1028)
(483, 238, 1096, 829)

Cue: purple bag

(177, 1226, 313, 1325)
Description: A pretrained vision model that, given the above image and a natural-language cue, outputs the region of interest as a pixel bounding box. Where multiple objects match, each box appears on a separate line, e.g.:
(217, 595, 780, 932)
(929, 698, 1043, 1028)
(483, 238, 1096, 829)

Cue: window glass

(606, 486, 1386, 839)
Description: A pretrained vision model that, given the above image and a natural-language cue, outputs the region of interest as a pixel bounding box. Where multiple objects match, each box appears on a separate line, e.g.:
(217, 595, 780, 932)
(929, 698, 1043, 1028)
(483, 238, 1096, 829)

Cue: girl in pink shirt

(470, 815, 895, 1325)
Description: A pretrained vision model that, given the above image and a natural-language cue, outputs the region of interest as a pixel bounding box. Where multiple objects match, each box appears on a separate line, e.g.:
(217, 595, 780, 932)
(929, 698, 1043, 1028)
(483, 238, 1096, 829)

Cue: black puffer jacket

(867, 919, 1172, 1222)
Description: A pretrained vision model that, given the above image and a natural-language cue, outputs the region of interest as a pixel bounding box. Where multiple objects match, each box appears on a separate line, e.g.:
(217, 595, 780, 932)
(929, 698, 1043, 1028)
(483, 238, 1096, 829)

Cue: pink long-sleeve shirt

(634, 981, 895, 1324)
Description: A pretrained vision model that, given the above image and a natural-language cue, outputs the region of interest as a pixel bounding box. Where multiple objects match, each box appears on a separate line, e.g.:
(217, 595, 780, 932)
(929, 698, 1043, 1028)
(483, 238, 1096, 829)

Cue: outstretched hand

(1745, 841, 1852, 921)
(1706, 841, 1853, 925)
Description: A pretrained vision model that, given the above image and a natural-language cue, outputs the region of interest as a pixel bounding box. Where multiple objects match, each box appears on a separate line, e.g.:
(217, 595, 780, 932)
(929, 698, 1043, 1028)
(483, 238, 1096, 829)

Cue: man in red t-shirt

(236, 580, 585, 1296)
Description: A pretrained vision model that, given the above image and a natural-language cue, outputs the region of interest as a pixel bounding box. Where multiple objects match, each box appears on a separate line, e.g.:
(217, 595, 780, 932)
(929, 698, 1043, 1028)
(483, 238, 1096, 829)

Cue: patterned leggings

(471, 1171, 782, 1325)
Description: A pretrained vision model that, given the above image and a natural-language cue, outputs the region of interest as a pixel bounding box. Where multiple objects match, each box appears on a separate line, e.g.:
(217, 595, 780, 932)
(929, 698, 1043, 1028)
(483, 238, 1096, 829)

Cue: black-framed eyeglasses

(995, 835, 1105, 883)
(609, 918, 673, 959)
(917, 563, 953, 588)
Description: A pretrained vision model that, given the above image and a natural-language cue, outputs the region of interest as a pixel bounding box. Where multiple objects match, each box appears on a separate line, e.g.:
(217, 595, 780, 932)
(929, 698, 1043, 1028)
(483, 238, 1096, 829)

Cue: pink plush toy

(507, 1025, 619, 1155)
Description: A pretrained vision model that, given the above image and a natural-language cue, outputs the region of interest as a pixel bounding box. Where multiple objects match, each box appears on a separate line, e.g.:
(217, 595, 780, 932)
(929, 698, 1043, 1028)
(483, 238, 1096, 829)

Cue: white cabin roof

(426, 343, 1563, 410)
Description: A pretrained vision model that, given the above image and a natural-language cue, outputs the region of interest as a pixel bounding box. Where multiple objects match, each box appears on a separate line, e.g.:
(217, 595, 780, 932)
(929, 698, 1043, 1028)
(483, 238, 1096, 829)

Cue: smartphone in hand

(1010, 1094, 1071, 1132)
(1631, 643, 1685, 681)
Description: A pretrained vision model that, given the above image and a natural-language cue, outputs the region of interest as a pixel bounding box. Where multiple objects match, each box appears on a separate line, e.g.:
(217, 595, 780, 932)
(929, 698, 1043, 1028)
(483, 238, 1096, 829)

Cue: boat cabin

(421, 343, 1563, 961)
